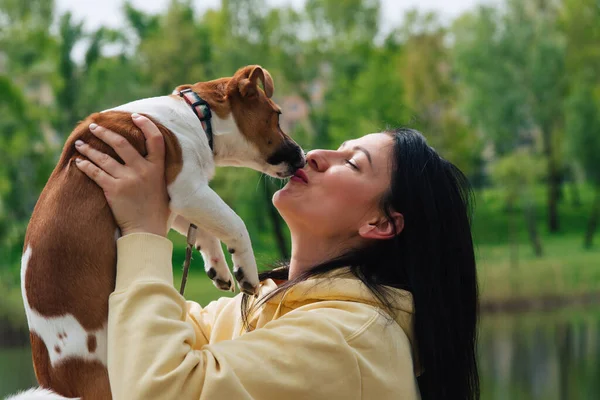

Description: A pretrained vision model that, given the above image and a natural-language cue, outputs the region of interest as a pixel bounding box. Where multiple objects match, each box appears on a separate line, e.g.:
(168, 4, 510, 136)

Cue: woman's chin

(272, 188, 288, 208)
(272, 186, 298, 214)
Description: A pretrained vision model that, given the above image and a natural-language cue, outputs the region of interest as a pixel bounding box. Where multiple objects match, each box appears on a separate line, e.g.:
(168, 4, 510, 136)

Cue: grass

(471, 184, 600, 302)
(477, 235, 600, 302)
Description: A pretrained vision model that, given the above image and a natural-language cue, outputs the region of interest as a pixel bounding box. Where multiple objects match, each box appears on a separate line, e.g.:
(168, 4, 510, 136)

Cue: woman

(75, 114, 479, 400)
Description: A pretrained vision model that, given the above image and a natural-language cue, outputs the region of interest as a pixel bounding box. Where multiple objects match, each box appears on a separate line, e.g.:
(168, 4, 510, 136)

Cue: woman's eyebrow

(354, 146, 373, 167)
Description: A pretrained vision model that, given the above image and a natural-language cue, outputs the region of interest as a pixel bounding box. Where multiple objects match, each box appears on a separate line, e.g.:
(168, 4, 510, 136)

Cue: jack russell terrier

(13, 65, 305, 399)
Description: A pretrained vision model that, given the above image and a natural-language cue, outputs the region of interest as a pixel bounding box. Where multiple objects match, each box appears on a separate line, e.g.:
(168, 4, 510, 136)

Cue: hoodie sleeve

(108, 234, 362, 400)
(110, 233, 234, 350)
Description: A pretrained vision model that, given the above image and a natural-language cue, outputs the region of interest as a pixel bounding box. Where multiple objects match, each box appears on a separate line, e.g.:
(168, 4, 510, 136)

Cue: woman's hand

(75, 113, 170, 237)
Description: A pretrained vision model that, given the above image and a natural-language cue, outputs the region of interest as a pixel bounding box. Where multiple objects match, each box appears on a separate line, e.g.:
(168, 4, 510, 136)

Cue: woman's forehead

(339, 132, 391, 149)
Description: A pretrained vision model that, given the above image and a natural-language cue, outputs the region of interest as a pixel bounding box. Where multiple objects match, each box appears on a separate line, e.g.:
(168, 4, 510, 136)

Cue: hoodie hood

(255, 267, 420, 374)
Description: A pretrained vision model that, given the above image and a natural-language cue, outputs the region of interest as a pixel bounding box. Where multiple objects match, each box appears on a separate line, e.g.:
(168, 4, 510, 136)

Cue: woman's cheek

(329, 174, 358, 201)
(318, 188, 350, 218)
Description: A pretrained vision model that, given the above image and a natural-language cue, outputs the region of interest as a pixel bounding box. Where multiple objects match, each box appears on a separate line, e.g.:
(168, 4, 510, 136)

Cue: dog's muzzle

(268, 141, 306, 177)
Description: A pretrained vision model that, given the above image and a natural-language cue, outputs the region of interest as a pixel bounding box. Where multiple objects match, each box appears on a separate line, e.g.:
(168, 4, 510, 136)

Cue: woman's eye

(345, 160, 359, 170)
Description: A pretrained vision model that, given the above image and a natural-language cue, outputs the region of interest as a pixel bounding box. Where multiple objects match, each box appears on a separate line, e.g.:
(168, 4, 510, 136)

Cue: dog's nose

(292, 151, 306, 171)
(267, 141, 300, 166)
(293, 160, 306, 170)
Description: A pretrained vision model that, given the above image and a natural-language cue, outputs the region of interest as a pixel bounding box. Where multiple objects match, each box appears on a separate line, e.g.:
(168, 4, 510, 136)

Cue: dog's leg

(170, 189, 259, 295)
(171, 215, 234, 292)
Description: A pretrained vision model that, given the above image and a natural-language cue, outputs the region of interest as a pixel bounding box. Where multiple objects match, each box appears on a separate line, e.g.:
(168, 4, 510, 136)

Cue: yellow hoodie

(108, 233, 421, 400)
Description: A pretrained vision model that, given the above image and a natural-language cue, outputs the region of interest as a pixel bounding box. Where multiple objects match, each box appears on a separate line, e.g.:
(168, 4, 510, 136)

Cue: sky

(56, 0, 494, 32)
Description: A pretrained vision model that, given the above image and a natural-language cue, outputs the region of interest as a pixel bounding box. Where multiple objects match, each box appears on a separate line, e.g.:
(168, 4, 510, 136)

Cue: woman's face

(273, 133, 394, 241)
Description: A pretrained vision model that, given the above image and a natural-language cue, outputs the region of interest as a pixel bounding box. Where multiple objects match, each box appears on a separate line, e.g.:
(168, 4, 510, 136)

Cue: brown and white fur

(12, 65, 305, 399)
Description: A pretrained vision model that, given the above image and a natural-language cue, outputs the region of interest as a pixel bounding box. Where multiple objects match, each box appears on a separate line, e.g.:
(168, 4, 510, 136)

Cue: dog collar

(178, 89, 214, 151)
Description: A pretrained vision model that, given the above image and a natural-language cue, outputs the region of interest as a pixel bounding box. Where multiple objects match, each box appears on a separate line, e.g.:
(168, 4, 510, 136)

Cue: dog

(12, 65, 305, 399)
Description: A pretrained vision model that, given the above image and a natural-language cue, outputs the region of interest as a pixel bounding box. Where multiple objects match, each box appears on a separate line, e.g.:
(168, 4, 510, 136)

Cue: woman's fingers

(89, 123, 144, 168)
(75, 140, 124, 178)
(75, 158, 115, 190)
(131, 113, 165, 165)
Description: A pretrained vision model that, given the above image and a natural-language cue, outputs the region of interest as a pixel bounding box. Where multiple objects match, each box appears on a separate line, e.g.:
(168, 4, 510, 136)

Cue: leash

(178, 88, 214, 151)
(179, 224, 197, 296)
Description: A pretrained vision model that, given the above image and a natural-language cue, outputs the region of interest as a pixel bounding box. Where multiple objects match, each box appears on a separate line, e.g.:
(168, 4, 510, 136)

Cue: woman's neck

(288, 231, 351, 280)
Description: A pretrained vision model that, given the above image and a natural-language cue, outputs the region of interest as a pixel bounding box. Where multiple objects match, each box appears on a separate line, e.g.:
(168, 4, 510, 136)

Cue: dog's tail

(4, 388, 79, 400)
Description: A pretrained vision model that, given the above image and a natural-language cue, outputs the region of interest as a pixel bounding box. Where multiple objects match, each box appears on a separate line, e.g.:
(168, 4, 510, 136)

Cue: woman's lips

(291, 169, 309, 184)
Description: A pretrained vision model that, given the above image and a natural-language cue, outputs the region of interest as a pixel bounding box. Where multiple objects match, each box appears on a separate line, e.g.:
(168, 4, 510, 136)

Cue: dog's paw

(203, 253, 235, 293)
(230, 249, 260, 296)
(206, 265, 235, 292)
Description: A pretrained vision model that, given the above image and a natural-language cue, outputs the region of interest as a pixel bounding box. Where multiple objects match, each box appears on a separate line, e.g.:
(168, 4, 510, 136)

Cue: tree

(55, 12, 83, 134)
(300, 0, 381, 148)
(453, 0, 566, 231)
(565, 78, 600, 248)
(490, 149, 545, 266)
(123, 1, 160, 41)
(138, 1, 211, 93)
(561, 0, 600, 248)
(0, 0, 58, 279)
(54, 13, 133, 135)
(393, 10, 482, 177)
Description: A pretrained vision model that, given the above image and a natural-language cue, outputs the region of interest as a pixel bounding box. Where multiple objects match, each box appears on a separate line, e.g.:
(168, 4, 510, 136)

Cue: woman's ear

(358, 212, 404, 240)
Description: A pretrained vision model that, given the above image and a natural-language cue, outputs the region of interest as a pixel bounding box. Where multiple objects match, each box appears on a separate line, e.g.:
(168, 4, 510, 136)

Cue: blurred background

(1, 0, 599, 398)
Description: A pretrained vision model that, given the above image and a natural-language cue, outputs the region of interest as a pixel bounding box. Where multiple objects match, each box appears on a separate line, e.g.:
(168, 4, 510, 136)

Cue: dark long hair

(241, 128, 479, 400)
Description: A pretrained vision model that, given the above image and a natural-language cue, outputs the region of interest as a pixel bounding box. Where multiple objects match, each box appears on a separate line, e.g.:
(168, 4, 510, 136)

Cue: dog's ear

(238, 66, 274, 98)
(250, 66, 274, 98)
(172, 84, 192, 95)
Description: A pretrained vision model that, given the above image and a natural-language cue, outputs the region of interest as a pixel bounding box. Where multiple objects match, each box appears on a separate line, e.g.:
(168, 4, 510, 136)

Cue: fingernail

(75, 140, 84, 147)
(75, 158, 82, 163)
(89, 123, 98, 130)
(132, 113, 141, 119)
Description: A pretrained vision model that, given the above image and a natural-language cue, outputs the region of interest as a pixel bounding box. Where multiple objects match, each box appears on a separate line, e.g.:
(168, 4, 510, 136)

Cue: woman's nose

(306, 150, 329, 172)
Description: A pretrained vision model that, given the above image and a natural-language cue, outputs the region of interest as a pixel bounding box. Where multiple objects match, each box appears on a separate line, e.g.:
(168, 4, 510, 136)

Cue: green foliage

(561, 0, 600, 186)
(490, 149, 545, 202)
(137, 0, 212, 93)
(0, 5, 47, 283)
(565, 78, 600, 185)
(453, 1, 566, 154)
(453, 0, 569, 233)
(395, 10, 482, 176)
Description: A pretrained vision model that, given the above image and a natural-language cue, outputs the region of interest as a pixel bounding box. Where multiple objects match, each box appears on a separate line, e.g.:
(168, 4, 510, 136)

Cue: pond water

(1, 307, 598, 399)
(478, 307, 600, 399)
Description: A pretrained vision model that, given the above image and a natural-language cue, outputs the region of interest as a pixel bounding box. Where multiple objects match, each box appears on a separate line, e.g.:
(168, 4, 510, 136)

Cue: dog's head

(174, 65, 305, 178)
